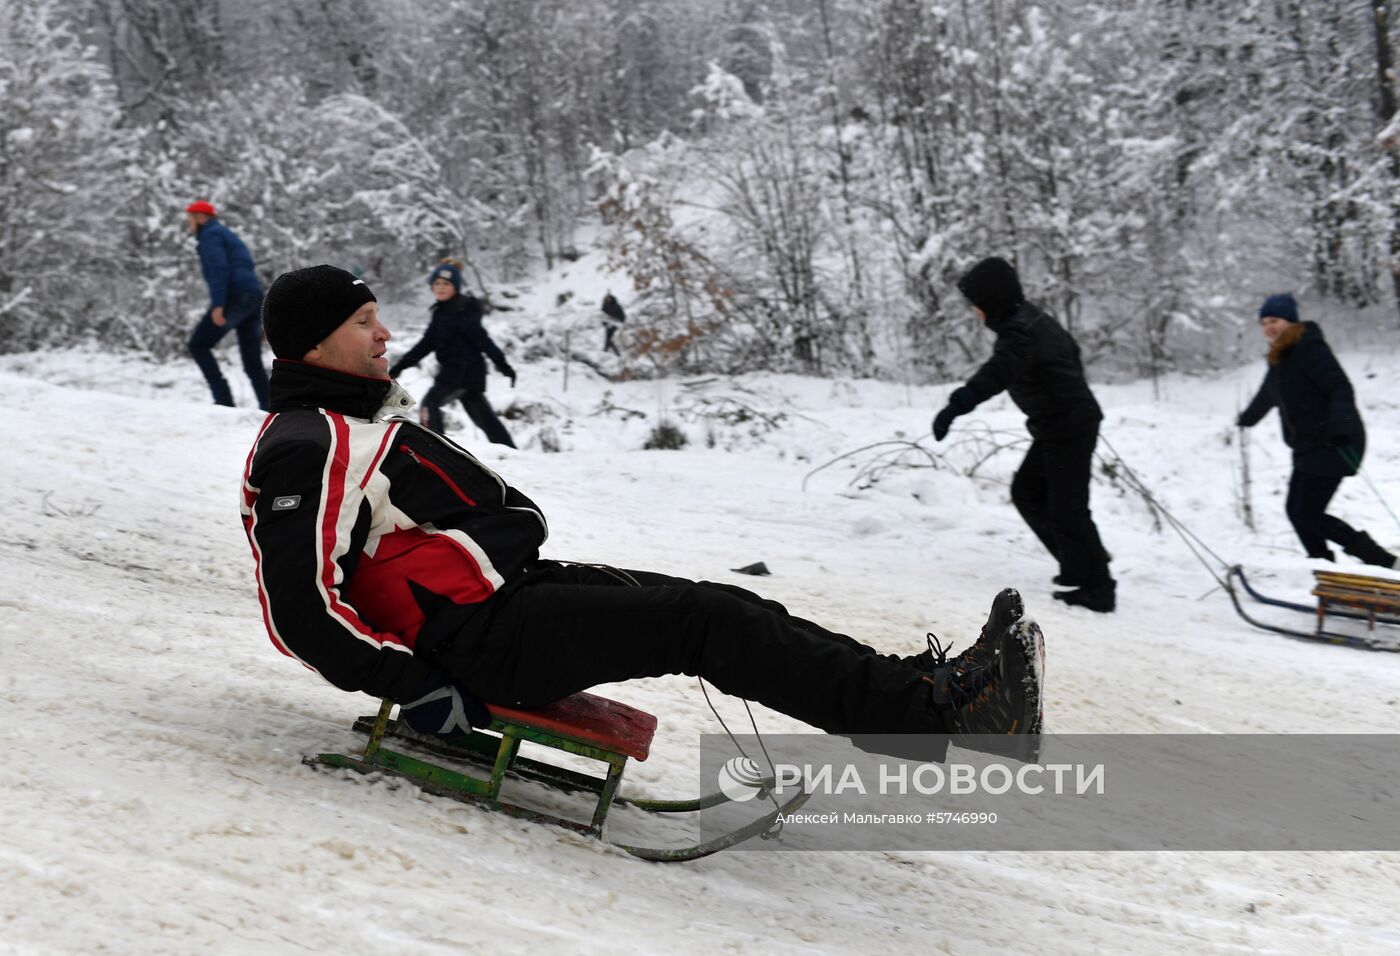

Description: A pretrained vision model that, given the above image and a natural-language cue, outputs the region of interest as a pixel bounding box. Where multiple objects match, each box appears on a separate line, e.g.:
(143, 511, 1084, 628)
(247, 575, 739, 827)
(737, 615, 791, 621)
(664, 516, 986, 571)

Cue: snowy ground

(3, 284, 1400, 954)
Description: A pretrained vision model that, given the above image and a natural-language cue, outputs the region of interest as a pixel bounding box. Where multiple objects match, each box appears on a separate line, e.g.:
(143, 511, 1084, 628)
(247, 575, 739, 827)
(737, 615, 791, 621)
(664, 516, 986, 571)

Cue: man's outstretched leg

(417, 565, 1041, 746)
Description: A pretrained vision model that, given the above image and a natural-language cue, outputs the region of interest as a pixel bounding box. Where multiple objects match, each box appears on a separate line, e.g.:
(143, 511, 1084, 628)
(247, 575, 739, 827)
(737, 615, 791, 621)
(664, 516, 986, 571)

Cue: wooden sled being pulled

(1227, 565, 1400, 652)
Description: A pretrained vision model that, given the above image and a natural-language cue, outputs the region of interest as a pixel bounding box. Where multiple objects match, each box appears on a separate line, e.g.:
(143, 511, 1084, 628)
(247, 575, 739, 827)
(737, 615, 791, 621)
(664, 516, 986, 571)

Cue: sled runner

(1226, 565, 1400, 652)
(305, 691, 810, 862)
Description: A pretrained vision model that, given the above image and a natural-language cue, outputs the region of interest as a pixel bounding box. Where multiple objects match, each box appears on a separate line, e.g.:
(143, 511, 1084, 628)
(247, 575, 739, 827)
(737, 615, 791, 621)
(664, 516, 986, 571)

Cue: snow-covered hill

(2, 308, 1399, 954)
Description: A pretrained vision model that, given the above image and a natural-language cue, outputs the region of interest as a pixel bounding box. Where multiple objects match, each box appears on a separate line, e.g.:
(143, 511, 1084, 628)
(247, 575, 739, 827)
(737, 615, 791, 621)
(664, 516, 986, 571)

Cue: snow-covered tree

(0, 0, 138, 349)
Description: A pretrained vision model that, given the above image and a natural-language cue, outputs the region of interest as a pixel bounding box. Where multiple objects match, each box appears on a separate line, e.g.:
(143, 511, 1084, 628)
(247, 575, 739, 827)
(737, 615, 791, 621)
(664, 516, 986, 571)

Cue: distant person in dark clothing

(389, 260, 517, 448)
(601, 291, 626, 355)
(185, 200, 269, 410)
(1237, 293, 1395, 568)
(932, 256, 1116, 613)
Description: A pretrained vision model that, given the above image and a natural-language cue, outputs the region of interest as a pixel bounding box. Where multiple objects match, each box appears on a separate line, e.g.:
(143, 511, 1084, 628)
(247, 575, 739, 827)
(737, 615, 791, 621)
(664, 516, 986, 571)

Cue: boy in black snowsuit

(932, 256, 1116, 613)
(390, 261, 517, 448)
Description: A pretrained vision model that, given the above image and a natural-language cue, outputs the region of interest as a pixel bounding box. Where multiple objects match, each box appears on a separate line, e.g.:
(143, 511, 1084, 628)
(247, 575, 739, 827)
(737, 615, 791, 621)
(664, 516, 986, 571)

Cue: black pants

(1010, 428, 1112, 586)
(1286, 471, 1359, 558)
(421, 562, 942, 736)
(422, 380, 516, 448)
(187, 287, 269, 410)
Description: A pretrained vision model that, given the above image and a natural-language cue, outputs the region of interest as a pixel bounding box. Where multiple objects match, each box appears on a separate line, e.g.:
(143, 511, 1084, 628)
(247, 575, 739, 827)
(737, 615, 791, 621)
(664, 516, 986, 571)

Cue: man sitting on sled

(239, 265, 1044, 755)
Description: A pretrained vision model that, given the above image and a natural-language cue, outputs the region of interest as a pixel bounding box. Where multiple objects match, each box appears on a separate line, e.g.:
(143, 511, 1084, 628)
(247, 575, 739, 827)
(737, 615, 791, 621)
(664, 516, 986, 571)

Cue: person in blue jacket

(185, 200, 269, 410)
(389, 260, 517, 447)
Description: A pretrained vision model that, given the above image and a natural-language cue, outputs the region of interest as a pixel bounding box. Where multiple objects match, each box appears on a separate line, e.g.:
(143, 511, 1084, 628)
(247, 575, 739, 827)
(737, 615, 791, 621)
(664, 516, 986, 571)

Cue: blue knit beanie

(428, 262, 463, 293)
(1258, 293, 1299, 323)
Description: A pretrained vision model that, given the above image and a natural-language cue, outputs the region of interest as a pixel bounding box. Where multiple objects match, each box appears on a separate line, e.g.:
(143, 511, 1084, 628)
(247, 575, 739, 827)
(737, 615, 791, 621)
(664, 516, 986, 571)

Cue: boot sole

(952, 620, 1045, 761)
(1005, 619, 1046, 739)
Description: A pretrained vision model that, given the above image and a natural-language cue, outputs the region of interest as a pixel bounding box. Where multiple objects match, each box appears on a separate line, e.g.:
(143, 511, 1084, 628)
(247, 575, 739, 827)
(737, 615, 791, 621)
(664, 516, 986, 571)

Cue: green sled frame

(305, 695, 811, 863)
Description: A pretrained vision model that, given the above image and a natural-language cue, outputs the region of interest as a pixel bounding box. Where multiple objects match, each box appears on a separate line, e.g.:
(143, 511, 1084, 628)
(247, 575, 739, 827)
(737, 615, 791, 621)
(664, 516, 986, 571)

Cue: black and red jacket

(240, 360, 548, 701)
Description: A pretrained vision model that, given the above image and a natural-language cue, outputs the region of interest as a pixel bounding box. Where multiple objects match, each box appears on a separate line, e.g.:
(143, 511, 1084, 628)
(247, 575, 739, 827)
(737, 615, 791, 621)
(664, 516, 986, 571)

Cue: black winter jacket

(240, 361, 547, 701)
(965, 301, 1103, 441)
(392, 293, 511, 393)
(1237, 321, 1364, 477)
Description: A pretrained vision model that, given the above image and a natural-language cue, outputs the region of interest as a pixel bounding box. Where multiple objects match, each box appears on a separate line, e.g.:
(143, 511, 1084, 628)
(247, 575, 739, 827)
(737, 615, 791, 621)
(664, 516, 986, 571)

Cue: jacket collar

(1267, 320, 1318, 366)
(431, 292, 474, 313)
(269, 360, 416, 420)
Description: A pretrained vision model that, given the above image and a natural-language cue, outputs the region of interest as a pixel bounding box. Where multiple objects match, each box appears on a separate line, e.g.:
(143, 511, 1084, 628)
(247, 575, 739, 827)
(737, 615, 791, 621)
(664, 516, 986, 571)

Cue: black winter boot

(928, 619, 1044, 756)
(1343, 532, 1398, 569)
(1053, 580, 1116, 613)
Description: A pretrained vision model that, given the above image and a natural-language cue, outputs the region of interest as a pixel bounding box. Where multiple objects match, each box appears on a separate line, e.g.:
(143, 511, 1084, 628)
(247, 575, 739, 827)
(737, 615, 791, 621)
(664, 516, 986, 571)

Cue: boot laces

(924, 632, 953, 669)
(929, 633, 998, 712)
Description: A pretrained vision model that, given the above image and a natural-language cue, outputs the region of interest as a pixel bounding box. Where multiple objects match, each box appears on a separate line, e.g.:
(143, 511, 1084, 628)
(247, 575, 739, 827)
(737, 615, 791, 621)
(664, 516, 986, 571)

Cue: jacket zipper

(399, 444, 478, 506)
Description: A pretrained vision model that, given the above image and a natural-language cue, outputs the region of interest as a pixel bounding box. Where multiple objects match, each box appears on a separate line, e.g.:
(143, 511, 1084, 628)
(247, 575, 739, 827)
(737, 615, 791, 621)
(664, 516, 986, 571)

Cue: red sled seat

(487, 692, 657, 762)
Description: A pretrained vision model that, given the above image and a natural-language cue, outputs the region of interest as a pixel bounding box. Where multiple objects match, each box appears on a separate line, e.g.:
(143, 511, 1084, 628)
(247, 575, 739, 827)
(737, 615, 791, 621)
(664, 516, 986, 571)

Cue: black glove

(399, 672, 490, 736)
(932, 386, 979, 442)
(388, 362, 404, 379)
(932, 406, 957, 442)
(499, 364, 517, 387)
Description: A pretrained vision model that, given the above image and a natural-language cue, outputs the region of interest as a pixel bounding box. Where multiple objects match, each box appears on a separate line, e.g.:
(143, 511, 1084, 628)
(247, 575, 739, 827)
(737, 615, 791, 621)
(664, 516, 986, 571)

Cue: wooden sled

(1312, 570, 1400, 636)
(305, 691, 809, 862)
(1226, 565, 1400, 651)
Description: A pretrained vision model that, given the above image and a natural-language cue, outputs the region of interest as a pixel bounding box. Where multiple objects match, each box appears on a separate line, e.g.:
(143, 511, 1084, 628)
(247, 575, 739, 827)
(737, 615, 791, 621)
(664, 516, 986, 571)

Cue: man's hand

(500, 363, 517, 388)
(399, 673, 489, 736)
(931, 386, 979, 442)
(211, 306, 226, 327)
(932, 406, 958, 441)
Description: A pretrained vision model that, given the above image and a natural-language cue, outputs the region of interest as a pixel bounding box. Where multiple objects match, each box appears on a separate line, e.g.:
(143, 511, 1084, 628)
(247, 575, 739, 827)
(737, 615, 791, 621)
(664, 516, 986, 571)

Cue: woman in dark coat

(390, 261, 517, 448)
(1237, 293, 1394, 567)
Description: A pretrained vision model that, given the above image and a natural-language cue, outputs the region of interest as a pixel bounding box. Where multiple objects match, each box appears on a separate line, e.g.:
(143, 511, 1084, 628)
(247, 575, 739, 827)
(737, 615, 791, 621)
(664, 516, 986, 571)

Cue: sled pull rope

(1337, 447, 1400, 537)
(696, 677, 785, 839)
(1098, 434, 1235, 592)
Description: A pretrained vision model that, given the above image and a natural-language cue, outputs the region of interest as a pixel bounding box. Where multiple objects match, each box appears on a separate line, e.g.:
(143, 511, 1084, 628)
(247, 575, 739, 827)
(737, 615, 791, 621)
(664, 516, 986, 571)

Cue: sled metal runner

(306, 693, 810, 862)
(1226, 565, 1400, 652)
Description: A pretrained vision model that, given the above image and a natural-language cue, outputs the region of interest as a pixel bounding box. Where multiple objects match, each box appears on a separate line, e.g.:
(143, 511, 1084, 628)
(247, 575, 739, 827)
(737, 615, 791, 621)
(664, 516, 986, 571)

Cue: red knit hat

(185, 200, 217, 217)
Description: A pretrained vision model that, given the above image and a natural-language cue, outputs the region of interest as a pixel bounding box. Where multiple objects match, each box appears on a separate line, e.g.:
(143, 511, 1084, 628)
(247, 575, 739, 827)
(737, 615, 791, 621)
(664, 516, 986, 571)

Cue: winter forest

(5, 0, 1400, 384)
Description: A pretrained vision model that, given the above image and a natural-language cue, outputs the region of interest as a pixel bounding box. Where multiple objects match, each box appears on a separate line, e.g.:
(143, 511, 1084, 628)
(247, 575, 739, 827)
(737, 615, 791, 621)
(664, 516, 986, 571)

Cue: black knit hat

(956, 256, 1025, 321)
(262, 265, 377, 360)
